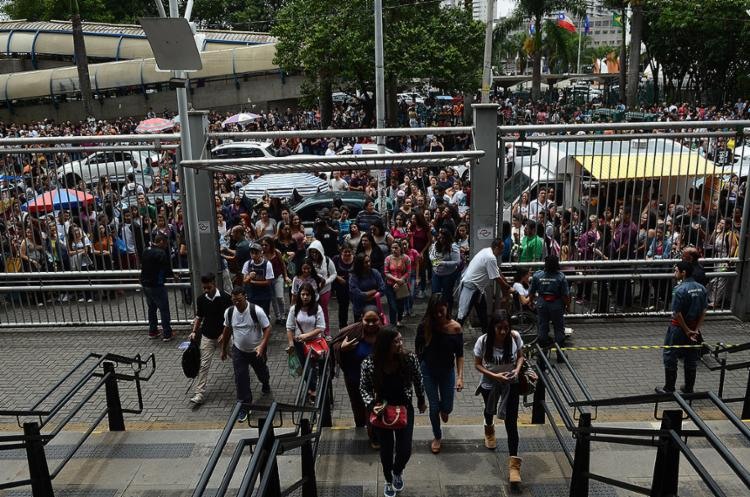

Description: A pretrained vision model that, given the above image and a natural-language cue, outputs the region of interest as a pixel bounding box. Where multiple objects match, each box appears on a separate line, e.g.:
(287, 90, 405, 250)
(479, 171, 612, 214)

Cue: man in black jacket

(140, 234, 175, 341)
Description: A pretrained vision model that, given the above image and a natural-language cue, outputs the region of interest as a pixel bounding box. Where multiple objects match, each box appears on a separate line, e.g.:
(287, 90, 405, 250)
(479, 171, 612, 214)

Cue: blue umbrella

(21, 188, 95, 213)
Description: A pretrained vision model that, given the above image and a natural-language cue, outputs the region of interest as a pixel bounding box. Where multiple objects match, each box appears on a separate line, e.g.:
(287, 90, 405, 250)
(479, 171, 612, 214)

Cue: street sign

(140, 17, 203, 71)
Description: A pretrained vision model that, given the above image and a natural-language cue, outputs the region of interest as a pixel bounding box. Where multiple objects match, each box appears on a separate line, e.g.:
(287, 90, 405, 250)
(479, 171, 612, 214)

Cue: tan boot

(484, 424, 496, 450)
(508, 456, 522, 484)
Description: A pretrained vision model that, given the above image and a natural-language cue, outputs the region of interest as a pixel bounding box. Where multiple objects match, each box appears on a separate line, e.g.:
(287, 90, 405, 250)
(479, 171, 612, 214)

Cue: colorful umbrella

(222, 113, 261, 127)
(135, 118, 175, 134)
(22, 188, 95, 213)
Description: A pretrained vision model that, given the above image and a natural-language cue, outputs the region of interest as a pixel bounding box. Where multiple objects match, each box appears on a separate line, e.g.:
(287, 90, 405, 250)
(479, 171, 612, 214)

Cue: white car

(337, 144, 396, 155)
(211, 141, 278, 159)
(506, 141, 541, 171)
(57, 150, 159, 187)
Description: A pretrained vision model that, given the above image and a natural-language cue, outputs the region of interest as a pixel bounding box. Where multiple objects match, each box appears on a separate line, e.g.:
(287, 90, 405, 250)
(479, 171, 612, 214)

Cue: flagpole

(576, 16, 582, 74)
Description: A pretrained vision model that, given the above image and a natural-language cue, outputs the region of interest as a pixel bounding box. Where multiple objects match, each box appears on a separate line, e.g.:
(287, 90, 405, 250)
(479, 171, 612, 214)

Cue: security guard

(529, 255, 570, 361)
(656, 261, 708, 394)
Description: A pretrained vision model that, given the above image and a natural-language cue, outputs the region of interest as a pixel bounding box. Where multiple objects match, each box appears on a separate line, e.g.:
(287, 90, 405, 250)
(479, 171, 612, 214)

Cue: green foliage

(271, 1, 485, 97)
(1, 0, 156, 24)
(643, 0, 750, 103)
(191, 0, 283, 30)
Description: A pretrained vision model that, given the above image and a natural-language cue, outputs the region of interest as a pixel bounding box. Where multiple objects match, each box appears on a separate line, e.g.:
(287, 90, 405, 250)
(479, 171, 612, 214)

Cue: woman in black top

(332, 246, 355, 328)
(360, 327, 426, 497)
(414, 294, 464, 454)
(357, 232, 385, 274)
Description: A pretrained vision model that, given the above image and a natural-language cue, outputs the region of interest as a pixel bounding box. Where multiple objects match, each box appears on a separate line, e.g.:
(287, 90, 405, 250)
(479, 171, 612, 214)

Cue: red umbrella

(135, 118, 174, 134)
(22, 188, 95, 214)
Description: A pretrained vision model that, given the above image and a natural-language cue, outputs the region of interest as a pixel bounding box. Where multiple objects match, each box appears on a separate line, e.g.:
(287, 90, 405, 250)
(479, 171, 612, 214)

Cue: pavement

(1, 301, 750, 497)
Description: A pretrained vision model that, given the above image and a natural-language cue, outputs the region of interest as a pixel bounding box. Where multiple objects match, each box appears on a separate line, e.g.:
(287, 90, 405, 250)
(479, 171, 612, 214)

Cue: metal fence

(0, 134, 193, 327)
(498, 121, 750, 317)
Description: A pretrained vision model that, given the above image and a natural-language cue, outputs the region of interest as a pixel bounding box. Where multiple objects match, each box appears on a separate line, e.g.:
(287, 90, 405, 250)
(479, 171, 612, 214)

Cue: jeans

(194, 337, 219, 398)
(143, 286, 172, 337)
(271, 276, 287, 322)
(404, 273, 417, 314)
(319, 290, 331, 336)
(663, 324, 698, 372)
(333, 283, 350, 328)
(420, 363, 455, 440)
(383, 285, 405, 324)
(537, 299, 565, 345)
(231, 345, 270, 404)
(479, 384, 520, 456)
(373, 404, 415, 483)
(431, 271, 458, 313)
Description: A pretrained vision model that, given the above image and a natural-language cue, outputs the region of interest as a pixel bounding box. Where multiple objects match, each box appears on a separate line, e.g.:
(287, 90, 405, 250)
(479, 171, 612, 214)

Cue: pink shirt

(384, 255, 411, 283)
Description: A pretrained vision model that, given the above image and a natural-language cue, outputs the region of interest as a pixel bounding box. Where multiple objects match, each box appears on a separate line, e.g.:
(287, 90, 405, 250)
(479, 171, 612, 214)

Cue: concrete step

(1, 422, 748, 497)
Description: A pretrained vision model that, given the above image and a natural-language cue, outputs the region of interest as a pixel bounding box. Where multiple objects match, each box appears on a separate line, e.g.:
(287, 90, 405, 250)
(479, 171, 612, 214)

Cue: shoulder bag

(369, 401, 408, 430)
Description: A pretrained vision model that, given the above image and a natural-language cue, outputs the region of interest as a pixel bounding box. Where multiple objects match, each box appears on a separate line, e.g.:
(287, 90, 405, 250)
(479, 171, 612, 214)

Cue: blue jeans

(143, 286, 172, 337)
(383, 284, 405, 324)
(537, 299, 565, 345)
(420, 362, 455, 440)
(663, 324, 698, 371)
(431, 272, 458, 313)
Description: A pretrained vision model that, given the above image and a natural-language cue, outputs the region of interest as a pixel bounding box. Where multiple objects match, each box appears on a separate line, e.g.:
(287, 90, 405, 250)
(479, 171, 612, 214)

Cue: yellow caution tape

(559, 344, 705, 351)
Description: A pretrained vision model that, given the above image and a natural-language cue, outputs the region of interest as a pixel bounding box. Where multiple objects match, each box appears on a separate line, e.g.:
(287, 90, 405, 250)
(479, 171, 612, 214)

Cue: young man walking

(220, 287, 273, 422)
(189, 273, 232, 406)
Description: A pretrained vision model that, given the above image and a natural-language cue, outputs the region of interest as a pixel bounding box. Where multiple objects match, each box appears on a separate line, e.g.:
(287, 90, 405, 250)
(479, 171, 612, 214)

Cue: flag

(557, 13, 577, 33)
(583, 15, 590, 35)
(612, 12, 624, 28)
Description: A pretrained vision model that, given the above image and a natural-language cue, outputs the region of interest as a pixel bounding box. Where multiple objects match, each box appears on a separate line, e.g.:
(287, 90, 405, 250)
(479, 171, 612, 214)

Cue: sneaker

(190, 394, 204, 406)
(61, 294, 70, 302)
(87, 298, 94, 303)
(37, 302, 44, 307)
(148, 331, 160, 339)
(262, 383, 271, 394)
(162, 335, 173, 342)
(383, 482, 396, 497)
(237, 409, 248, 423)
(392, 472, 404, 492)
(78, 297, 86, 302)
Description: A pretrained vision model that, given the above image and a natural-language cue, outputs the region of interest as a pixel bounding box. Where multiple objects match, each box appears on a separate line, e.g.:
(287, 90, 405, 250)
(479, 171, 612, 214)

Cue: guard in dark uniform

(656, 261, 708, 394)
(529, 255, 570, 361)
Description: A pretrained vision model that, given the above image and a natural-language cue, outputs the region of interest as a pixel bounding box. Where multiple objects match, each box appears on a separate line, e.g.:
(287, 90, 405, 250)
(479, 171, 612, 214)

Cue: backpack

(226, 304, 259, 333)
(181, 340, 201, 379)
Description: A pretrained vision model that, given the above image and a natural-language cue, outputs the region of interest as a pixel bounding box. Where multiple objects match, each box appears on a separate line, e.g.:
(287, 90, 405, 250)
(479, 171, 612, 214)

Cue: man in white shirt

(329, 170, 349, 192)
(456, 239, 511, 330)
(220, 286, 272, 423)
(528, 190, 550, 219)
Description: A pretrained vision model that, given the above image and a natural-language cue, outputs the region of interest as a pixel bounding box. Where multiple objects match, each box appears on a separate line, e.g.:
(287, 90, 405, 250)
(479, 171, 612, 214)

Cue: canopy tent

(22, 188, 95, 213)
(576, 153, 718, 181)
(239, 173, 329, 200)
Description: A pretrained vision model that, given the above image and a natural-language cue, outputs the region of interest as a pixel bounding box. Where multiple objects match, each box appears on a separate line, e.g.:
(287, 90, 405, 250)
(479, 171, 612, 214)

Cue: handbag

(394, 282, 409, 299)
(369, 402, 408, 430)
(518, 361, 538, 396)
(302, 336, 330, 358)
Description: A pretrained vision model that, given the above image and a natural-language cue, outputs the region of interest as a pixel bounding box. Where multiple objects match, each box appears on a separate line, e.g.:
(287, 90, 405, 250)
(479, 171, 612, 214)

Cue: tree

(603, 0, 628, 104)
(496, 0, 586, 101)
(272, 1, 484, 126)
(190, 0, 283, 30)
(71, 0, 94, 118)
(1, 0, 156, 24)
(626, 1, 644, 108)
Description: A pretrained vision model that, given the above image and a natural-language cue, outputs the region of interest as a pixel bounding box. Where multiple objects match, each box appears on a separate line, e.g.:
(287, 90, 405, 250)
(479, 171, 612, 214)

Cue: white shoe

(61, 294, 70, 302)
(564, 327, 573, 337)
(87, 298, 94, 303)
(190, 394, 204, 406)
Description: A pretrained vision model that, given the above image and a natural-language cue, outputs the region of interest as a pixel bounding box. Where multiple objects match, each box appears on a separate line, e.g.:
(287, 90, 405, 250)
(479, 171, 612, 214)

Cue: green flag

(612, 12, 624, 27)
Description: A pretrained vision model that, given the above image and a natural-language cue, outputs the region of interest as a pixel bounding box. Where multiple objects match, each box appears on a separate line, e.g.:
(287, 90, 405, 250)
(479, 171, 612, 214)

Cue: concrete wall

(0, 72, 305, 122)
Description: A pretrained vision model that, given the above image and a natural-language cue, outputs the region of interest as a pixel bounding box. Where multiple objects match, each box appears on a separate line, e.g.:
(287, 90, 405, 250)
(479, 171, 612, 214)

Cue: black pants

(373, 404, 415, 483)
(479, 384, 520, 456)
(334, 283, 350, 328)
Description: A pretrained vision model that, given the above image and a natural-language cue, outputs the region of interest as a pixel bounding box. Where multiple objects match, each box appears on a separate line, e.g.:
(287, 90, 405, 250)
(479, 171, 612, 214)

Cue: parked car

(292, 191, 393, 227)
(57, 150, 159, 187)
(337, 144, 396, 155)
(211, 141, 278, 159)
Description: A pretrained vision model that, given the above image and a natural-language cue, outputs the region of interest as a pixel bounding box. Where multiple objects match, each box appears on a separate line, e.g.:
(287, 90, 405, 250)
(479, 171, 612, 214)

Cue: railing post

(650, 410, 682, 497)
(258, 417, 281, 497)
(718, 357, 727, 398)
(300, 418, 318, 497)
(741, 369, 750, 420)
(24, 422, 54, 497)
(320, 363, 333, 428)
(569, 412, 591, 497)
(103, 361, 125, 431)
(531, 376, 546, 424)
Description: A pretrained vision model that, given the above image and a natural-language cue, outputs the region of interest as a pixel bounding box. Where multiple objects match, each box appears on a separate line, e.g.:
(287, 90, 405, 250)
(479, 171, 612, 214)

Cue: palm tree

(626, 1, 645, 108)
(495, 0, 586, 101)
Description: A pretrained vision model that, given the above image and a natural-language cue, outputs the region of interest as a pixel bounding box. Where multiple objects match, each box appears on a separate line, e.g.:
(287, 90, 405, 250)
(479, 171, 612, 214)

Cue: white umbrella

(239, 173, 329, 200)
(222, 112, 261, 127)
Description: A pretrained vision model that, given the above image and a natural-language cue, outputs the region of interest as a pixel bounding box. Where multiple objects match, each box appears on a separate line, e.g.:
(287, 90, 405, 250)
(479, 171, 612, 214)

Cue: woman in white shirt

(512, 268, 533, 310)
(286, 282, 327, 401)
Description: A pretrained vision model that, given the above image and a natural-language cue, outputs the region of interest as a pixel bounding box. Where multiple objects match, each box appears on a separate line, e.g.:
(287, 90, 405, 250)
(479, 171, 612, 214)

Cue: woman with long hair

(414, 294, 463, 454)
(428, 228, 461, 313)
(332, 246, 355, 328)
(67, 225, 94, 302)
(383, 240, 411, 326)
(400, 238, 420, 317)
(307, 240, 337, 336)
(360, 327, 426, 497)
(331, 307, 382, 448)
(349, 253, 386, 322)
(291, 258, 322, 305)
(706, 218, 736, 308)
(262, 236, 290, 325)
(371, 220, 393, 256)
(357, 232, 385, 274)
(473, 310, 526, 484)
(286, 282, 326, 401)
(409, 212, 432, 299)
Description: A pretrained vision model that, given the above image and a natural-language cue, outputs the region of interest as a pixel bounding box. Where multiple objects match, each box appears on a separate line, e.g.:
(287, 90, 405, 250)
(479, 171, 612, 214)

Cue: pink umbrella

(136, 118, 175, 134)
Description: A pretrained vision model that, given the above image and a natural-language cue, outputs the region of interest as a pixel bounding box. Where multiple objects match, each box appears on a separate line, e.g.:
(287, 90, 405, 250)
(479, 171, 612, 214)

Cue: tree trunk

(531, 16, 542, 102)
(618, 7, 626, 104)
(385, 76, 399, 127)
(626, 4, 644, 109)
(651, 62, 659, 105)
(318, 77, 333, 128)
(72, 13, 94, 117)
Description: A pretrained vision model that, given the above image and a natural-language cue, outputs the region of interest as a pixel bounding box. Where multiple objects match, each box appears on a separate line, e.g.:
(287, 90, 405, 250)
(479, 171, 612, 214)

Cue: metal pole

(531, 377, 546, 424)
(569, 412, 591, 497)
(650, 410, 682, 496)
(24, 422, 54, 497)
(374, 0, 387, 217)
(480, 0, 495, 103)
(732, 172, 750, 319)
(576, 17, 583, 75)
(300, 419, 318, 497)
(103, 362, 125, 431)
(741, 369, 750, 420)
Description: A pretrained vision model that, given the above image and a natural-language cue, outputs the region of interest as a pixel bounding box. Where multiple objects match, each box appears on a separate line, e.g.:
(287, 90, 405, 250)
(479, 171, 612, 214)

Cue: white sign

(197, 220, 211, 234)
(476, 226, 494, 240)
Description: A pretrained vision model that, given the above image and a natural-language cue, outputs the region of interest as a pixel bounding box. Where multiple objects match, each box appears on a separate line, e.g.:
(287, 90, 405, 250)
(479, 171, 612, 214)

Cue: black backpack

(182, 340, 201, 379)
